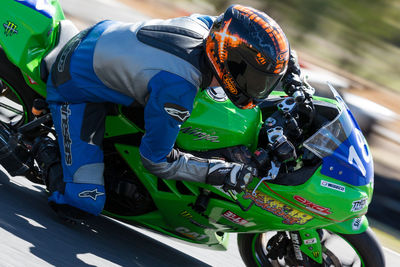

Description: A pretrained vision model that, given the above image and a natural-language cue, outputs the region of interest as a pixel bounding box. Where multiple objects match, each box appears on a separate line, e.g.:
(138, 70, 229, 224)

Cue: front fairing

(304, 85, 374, 187)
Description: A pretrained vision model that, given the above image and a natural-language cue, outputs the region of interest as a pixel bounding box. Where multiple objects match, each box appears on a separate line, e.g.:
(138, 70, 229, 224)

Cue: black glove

(281, 50, 309, 101)
(206, 161, 257, 193)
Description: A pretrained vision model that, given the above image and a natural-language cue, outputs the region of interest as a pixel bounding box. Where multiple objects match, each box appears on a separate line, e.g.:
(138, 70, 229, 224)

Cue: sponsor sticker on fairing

(293, 195, 331, 215)
(352, 217, 363, 231)
(290, 232, 303, 261)
(304, 238, 317, 245)
(222, 210, 249, 225)
(351, 198, 368, 212)
(320, 180, 345, 192)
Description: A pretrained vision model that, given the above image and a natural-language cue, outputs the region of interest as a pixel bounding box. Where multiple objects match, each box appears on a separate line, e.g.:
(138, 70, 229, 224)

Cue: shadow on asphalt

(0, 171, 210, 267)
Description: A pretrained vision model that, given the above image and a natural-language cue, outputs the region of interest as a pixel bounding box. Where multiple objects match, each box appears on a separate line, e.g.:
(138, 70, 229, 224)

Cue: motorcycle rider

(36, 5, 303, 221)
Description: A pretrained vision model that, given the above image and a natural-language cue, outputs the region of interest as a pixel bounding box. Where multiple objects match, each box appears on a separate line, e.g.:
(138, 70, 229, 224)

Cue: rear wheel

(0, 48, 40, 127)
(238, 227, 385, 267)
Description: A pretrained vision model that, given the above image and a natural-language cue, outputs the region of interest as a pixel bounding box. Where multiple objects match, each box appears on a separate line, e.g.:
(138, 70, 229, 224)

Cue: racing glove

(206, 160, 257, 193)
(281, 50, 310, 101)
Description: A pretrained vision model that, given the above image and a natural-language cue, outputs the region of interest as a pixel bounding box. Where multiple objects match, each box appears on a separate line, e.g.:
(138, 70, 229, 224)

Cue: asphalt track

(0, 171, 247, 267)
(1, 170, 399, 267)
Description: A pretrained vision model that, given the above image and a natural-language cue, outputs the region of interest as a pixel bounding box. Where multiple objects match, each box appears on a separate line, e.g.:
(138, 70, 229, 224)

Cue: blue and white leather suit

(46, 15, 216, 215)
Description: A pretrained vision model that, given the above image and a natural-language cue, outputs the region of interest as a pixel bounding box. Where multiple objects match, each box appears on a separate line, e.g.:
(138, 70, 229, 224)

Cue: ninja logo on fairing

(180, 126, 220, 143)
(3, 21, 18, 36)
(61, 105, 72, 165)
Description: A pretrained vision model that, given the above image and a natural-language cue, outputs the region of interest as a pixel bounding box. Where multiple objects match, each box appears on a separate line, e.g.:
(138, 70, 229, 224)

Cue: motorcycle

(0, 1, 385, 266)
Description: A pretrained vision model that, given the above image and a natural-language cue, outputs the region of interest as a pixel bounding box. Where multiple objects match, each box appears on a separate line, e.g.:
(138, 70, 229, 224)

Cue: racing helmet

(205, 5, 290, 109)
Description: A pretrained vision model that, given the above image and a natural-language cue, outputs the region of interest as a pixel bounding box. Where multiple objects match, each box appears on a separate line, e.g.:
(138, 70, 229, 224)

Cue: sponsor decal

(175, 226, 208, 241)
(352, 217, 363, 231)
(180, 210, 193, 219)
(3, 21, 18, 36)
(164, 103, 190, 123)
(179, 211, 209, 229)
(26, 75, 38, 85)
(180, 126, 220, 143)
(243, 189, 313, 225)
(255, 52, 267, 65)
(222, 210, 249, 226)
(61, 104, 72, 165)
(223, 73, 238, 95)
(321, 180, 345, 192)
(312, 251, 320, 258)
(290, 232, 303, 261)
(304, 238, 317, 245)
(78, 188, 104, 201)
(293, 195, 332, 215)
(351, 198, 368, 212)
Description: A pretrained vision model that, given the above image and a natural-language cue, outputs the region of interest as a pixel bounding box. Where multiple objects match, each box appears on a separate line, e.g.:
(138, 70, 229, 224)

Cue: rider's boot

(33, 137, 90, 223)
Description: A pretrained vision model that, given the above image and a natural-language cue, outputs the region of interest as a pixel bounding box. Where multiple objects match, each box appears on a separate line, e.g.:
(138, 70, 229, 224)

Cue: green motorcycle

(0, 1, 385, 266)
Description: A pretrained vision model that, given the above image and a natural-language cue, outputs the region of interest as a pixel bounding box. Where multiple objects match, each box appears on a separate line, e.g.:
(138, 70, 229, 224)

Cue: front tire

(237, 227, 385, 267)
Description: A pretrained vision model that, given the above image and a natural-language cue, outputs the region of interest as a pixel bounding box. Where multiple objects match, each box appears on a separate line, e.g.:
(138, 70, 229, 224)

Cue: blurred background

(62, 0, 400, 256)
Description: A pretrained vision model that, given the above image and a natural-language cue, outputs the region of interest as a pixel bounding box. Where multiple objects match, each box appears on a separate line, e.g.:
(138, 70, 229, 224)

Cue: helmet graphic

(205, 5, 290, 109)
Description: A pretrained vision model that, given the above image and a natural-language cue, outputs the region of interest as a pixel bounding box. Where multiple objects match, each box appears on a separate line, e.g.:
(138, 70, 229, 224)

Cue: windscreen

(304, 84, 373, 186)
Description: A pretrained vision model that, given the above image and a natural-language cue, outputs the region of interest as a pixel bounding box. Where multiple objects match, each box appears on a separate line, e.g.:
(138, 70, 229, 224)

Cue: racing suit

(44, 15, 253, 216)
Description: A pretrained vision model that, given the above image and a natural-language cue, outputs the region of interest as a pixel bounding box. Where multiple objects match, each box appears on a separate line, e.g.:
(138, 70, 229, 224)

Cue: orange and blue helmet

(206, 5, 290, 109)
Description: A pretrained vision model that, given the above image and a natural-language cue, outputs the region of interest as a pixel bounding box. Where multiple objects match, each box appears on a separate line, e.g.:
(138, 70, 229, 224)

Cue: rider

(35, 5, 303, 221)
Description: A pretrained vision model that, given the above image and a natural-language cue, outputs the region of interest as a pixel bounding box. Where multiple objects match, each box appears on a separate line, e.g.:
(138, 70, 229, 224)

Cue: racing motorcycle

(0, 1, 385, 266)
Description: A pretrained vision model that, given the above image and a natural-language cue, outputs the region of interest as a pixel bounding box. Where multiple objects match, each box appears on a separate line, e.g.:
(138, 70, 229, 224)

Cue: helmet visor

(227, 49, 284, 101)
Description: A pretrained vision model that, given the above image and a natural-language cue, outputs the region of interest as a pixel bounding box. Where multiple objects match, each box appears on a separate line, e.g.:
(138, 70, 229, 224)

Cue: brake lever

(252, 160, 281, 196)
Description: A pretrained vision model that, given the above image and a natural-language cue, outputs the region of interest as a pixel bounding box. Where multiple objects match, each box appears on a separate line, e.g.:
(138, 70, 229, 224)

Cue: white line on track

(384, 246, 400, 257)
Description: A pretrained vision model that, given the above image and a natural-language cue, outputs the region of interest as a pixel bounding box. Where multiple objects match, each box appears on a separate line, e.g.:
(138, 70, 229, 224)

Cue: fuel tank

(176, 87, 263, 151)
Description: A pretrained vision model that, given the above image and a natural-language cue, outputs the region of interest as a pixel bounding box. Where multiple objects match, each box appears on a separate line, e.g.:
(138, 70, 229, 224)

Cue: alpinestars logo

(61, 105, 72, 165)
(164, 103, 190, 123)
(78, 188, 105, 201)
(3, 21, 18, 36)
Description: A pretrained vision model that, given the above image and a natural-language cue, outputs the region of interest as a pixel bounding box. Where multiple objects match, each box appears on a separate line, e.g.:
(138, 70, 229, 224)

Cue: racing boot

(33, 137, 90, 223)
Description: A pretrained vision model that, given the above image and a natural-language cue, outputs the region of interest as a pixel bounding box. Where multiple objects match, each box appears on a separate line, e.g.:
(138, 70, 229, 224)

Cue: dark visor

(227, 49, 284, 100)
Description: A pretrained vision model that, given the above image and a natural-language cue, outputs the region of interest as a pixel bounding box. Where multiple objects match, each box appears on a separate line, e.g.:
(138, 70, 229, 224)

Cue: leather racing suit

(45, 15, 244, 216)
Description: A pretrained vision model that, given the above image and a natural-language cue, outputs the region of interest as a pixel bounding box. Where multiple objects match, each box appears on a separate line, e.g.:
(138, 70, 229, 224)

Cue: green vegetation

(205, 0, 400, 91)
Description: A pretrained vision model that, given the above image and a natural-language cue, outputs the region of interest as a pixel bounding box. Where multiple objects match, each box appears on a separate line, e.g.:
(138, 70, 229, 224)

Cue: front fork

(291, 229, 323, 265)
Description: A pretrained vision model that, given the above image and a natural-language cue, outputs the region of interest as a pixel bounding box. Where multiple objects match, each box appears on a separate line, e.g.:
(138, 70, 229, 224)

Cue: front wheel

(237, 227, 385, 267)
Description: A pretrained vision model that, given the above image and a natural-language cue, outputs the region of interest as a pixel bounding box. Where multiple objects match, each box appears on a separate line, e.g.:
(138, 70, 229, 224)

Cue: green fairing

(103, 90, 372, 249)
(0, 0, 65, 94)
(0, 0, 375, 260)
